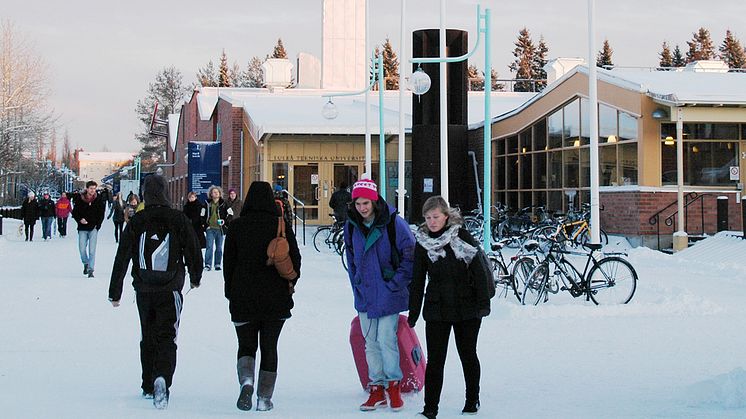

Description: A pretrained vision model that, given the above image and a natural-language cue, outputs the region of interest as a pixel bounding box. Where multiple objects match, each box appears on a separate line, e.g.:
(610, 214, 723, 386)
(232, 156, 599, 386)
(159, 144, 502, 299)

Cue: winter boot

(83, 263, 88, 275)
(386, 381, 404, 411)
(462, 399, 480, 415)
(360, 385, 387, 411)
(153, 376, 169, 410)
(236, 356, 255, 411)
(256, 370, 277, 411)
(87, 269, 94, 278)
(417, 411, 438, 419)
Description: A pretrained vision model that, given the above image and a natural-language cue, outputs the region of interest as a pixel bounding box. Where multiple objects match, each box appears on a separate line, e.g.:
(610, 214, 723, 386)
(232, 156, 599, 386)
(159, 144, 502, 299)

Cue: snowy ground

(2, 218, 746, 418)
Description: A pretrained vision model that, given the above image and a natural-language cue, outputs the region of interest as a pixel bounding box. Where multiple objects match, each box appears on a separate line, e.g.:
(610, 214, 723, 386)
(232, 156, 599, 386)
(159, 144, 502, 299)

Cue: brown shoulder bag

(267, 217, 298, 293)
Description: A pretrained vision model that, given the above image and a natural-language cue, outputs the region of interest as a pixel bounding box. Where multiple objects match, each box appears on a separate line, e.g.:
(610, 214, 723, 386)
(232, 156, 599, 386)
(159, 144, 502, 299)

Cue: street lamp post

(323, 53, 388, 200)
(410, 5, 491, 249)
(587, 0, 601, 244)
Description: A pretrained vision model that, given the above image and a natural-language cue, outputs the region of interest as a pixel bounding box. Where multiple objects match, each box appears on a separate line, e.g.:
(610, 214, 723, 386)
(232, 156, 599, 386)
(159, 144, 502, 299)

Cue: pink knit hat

(351, 179, 378, 201)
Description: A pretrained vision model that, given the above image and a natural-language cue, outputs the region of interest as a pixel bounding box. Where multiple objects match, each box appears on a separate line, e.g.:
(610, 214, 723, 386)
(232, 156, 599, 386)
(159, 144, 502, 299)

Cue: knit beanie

(351, 179, 378, 202)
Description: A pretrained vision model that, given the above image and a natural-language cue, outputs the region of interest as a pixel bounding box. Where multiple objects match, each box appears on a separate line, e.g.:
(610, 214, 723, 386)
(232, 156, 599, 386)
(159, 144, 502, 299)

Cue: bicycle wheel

(511, 256, 535, 302)
(587, 256, 638, 305)
(331, 228, 345, 255)
(579, 227, 609, 246)
(490, 257, 518, 300)
(498, 222, 521, 248)
(340, 243, 349, 271)
(522, 263, 549, 306)
(312, 226, 333, 254)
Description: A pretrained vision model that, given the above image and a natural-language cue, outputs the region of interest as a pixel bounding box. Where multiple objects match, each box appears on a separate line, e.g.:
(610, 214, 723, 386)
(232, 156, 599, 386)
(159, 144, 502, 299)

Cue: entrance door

(291, 164, 319, 222)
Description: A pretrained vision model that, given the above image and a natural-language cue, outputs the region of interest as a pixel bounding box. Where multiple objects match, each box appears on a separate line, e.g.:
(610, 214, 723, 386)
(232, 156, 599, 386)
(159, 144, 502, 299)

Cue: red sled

(349, 314, 426, 393)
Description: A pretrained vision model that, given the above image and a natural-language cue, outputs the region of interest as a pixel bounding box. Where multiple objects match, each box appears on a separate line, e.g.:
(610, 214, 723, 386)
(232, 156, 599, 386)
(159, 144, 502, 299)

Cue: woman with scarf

(408, 196, 492, 419)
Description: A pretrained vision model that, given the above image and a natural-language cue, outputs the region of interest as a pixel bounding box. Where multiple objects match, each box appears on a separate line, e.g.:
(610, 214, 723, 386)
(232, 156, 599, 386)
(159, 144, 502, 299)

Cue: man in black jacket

(329, 181, 351, 223)
(72, 181, 106, 277)
(108, 174, 203, 410)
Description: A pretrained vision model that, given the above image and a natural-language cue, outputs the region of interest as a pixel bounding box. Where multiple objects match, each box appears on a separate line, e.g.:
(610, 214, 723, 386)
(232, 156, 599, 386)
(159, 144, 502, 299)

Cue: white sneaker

(153, 377, 168, 409)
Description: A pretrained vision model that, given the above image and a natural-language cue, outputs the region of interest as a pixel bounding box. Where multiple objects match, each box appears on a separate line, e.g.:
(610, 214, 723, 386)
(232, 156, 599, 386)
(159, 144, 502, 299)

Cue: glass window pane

(688, 141, 738, 186)
(506, 155, 518, 189)
(563, 149, 579, 188)
(619, 143, 638, 185)
(548, 110, 563, 149)
(496, 155, 505, 190)
(581, 98, 590, 145)
(534, 119, 547, 151)
(533, 153, 547, 188)
(520, 191, 532, 209)
(578, 190, 590, 208)
(579, 147, 590, 188)
(661, 140, 677, 185)
(688, 123, 739, 140)
(534, 191, 547, 209)
(520, 153, 532, 189)
(661, 123, 676, 140)
(506, 191, 518, 211)
(600, 145, 617, 186)
(520, 129, 532, 153)
(599, 104, 617, 142)
(272, 163, 289, 189)
(507, 135, 518, 154)
(548, 190, 563, 212)
(564, 99, 580, 147)
(619, 112, 637, 142)
(548, 151, 562, 188)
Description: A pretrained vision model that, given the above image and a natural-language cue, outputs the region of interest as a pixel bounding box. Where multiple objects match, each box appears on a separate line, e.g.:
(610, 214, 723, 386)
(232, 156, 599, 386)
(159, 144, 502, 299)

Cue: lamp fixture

(607, 135, 617, 143)
(692, 145, 699, 153)
(410, 66, 432, 96)
(664, 136, 675, 146)
(321, 98, 338, 120)
(573, 139, 580, 147)
(651, 108, 669, 120)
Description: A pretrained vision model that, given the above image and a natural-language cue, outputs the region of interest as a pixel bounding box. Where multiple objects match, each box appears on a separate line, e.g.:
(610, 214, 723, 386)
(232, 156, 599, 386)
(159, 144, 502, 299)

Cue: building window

(272, 163, 288, 189)
(563, 99, 580, 147)
(548, 110, 563, 149)
(661, 123, 738, 186)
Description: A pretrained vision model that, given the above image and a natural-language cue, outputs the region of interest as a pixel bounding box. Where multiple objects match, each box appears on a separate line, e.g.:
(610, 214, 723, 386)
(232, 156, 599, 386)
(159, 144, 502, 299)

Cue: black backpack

(469, 247, 496, 299)
(136, 213, 181, 285)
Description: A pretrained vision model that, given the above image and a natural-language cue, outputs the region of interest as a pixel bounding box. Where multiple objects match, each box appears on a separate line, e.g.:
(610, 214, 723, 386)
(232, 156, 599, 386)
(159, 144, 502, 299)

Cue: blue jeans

(205, 228, 224, 268)
(41, 216, 54, 239)
(78, 229, 99, 271)
(358, 312, 402, 386)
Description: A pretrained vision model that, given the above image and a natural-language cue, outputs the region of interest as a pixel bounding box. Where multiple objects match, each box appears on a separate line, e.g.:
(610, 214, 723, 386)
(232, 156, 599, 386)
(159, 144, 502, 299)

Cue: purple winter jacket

(344, 197, 415, 319)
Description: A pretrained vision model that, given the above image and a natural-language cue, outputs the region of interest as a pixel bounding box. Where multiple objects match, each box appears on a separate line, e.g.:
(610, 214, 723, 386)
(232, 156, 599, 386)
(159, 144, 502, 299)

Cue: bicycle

(532, 203, 608, 249)
(521, 235, 637, 306)
(486, 237, 543, 302)
(312, 216, 345, 255)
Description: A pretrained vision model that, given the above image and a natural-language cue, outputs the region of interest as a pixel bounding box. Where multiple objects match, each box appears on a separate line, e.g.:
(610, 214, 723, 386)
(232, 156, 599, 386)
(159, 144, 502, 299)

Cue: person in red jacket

(55, 192, 72, 237)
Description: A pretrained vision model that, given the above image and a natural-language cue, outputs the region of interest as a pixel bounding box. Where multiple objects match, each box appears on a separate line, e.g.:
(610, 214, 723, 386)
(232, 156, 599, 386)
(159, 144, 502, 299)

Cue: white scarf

(415, 224, 478, 264)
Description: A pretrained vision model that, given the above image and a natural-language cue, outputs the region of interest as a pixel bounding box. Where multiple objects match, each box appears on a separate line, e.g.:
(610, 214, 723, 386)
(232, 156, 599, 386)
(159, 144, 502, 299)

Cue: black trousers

(113, 222, 123, 242)
(424, 318, 482, 412)
(57, 217, 67, 236)
(235, 319, 285, 373)
(136, 291, 182, 393)
(24, 222, 35, 240)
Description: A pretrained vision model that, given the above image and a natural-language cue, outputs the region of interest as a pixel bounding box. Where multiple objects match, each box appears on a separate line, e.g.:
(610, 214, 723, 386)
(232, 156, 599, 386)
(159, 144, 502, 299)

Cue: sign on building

(188, 142, 222, 202)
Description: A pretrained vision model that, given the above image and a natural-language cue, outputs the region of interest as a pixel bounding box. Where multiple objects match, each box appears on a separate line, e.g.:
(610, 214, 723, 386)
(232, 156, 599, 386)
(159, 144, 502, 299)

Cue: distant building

(76, 151, 136, 184)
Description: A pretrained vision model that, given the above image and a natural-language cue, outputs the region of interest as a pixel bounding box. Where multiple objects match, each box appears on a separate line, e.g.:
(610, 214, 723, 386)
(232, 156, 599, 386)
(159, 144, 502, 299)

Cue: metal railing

(281, 189, 306, 246)
(648, 192, 710, 250)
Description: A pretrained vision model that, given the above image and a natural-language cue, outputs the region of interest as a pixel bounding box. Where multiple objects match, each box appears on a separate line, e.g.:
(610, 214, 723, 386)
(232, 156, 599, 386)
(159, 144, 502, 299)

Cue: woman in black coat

(20, 192, 40, 241)
(408, 196, 492, 419)
(182, 191, 206, 249)
(223, 181, 301, 412)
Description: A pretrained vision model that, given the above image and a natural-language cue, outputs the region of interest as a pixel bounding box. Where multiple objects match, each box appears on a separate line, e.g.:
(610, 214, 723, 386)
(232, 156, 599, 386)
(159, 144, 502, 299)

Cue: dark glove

(407, 317, 416, 328)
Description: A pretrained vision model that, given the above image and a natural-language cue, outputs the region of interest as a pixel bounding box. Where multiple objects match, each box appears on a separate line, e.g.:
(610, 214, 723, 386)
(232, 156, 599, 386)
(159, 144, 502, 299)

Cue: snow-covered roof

(168, 114, 180, 151)
(194, 87, 535, 141)
(490, 64, 746, 125)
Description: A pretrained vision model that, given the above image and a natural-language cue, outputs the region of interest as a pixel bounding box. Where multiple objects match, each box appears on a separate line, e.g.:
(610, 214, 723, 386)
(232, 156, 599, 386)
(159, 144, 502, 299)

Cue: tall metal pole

(482, 8, 492, 251)
(397, 0, 407, 214)
(587, 0, 601, 244)
(364, 0, 372, 177)
(439, 0, 449, 202)
(378, 54, 386, 200)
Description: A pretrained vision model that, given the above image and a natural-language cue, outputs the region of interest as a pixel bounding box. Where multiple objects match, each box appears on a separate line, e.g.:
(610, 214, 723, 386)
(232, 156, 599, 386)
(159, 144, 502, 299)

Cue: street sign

(730, 166, 740, 181)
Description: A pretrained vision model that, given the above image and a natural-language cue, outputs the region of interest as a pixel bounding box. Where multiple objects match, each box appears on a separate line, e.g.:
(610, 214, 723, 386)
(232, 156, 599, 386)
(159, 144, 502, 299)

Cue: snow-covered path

(1, 218, 746, 418)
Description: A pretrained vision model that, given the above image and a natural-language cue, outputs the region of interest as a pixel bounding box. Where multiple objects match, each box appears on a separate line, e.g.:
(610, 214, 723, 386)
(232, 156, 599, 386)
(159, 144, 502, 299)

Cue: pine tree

(61, 130, 72, 169)
(509, 27, 535, 92)
(197, 60, 217, 87)
(218, 50, 230, 87)
(672, 45, 686, 67)
(381, 38, 400, 90)
(719, 30, 746, 69)
(243, 56, 264, 87)
(596, 39, 614, 68)
(659, 41, 673, 69)
(489, 68, 505, 91)
(532, 35, 548, 91)
(686, 27, 716, 62)
(229, 62, 242, 87)
(467, 64, 483, 91)
(272, 38, 288, 59)
(134, 67, 190, 171)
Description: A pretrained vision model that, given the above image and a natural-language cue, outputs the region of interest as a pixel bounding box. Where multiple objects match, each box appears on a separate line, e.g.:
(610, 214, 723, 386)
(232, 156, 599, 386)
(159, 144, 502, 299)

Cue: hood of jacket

(347, 194, 394, 231)
(143, 175, 170, 208)
(240, 181, 278, 216)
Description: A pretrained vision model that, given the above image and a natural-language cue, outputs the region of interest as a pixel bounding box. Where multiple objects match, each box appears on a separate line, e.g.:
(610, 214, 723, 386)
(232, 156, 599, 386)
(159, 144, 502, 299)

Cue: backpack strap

(277, 216, 285, 238)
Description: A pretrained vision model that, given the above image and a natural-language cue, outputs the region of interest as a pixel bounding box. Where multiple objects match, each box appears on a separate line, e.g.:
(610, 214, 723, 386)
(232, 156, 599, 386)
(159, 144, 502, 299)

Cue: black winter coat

(38, 198, 56, 218)
(409, 226, 491, 324)
(108, 205, 203, 301)
(202, 198, 229, 234)
(21, 198, 39, 224)
(71, 192, 106, 231)
(108, 201, 125, 223)
(223, 183, 301, 322)
(182, 200, 206, 249)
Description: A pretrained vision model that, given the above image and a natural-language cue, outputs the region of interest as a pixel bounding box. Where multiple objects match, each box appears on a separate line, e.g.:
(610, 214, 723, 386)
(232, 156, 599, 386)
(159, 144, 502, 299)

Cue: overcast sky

(6, 0, 746, 154)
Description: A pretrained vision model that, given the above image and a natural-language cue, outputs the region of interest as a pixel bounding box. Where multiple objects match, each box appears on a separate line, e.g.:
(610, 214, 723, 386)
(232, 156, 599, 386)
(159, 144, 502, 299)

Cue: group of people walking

(20, 191, 72, 241)
(104, 174, 492, 418)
